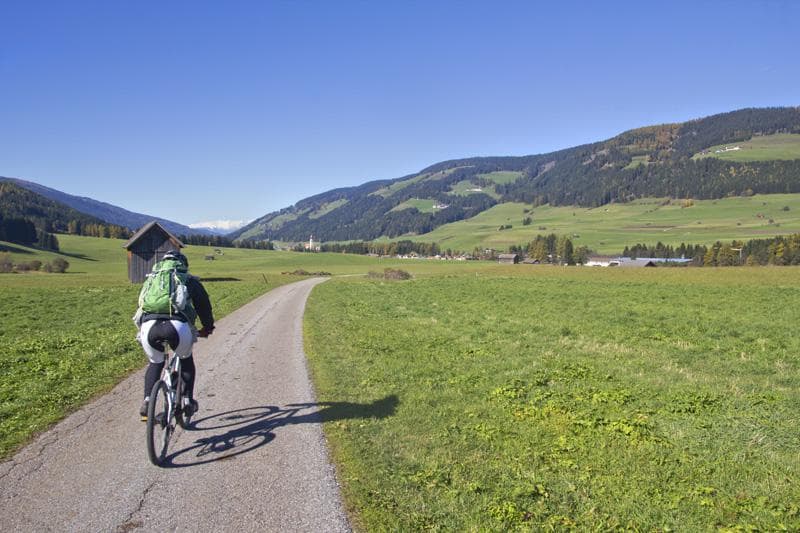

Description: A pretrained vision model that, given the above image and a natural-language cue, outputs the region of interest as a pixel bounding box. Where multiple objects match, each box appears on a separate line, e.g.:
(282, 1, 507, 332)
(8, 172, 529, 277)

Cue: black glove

(198, 326, 215, 338)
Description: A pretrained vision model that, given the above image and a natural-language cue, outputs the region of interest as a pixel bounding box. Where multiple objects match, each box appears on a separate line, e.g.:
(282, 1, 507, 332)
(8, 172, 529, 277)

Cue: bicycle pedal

(140, 415, 148, 422)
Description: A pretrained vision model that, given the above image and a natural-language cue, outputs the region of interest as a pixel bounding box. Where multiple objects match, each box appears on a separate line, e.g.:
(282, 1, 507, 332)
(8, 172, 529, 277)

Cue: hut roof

(123, 221, 184, 250)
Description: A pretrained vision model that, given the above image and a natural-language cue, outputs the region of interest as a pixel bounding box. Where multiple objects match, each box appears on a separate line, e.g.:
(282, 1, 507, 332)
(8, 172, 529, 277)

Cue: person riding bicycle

(135, 250, 215, 420)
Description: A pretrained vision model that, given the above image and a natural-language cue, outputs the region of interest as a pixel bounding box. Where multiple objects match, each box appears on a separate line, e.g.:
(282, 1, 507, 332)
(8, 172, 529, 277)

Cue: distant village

(287, 234, 692, 267)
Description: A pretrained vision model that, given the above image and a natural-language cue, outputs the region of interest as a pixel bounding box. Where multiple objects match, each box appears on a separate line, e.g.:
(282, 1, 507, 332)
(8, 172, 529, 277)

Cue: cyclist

(135, 250, 215, 420)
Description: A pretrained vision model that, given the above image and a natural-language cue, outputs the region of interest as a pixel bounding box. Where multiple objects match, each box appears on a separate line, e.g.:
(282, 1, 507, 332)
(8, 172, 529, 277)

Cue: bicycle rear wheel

(146, 380, 173, 466)
(175, 376, 191, 429)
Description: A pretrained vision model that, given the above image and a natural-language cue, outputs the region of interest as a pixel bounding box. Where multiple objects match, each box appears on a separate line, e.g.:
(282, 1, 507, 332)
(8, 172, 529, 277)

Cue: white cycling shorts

(139, 319, 194, 364)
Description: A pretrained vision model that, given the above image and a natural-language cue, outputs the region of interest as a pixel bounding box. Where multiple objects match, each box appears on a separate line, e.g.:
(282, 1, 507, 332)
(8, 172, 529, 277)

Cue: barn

(123, 221, 184, 283)
(498, 253, 520, 264)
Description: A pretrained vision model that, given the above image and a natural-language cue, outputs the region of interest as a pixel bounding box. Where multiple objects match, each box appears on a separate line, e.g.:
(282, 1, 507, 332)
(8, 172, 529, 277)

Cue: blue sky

(1, 1, 798, 226)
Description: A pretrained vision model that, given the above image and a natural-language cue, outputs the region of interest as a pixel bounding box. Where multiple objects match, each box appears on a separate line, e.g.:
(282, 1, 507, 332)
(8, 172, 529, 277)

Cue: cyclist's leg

(180, 355, 196, 398)
(170, 320, 197, 410)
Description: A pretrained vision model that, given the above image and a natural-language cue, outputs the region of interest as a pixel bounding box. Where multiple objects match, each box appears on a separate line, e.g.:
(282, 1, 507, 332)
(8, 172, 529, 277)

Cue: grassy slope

(305, 267, 800, 530)
(693, 133, 800, 161)
(390, 198, 438, 214)
(236, 208, 311, 240)
(0, 235, 457, 459)
(448, 180, 501, 199)
(413, 194, 800, 253)
(309, 199, 349, 219)
(475, 170, 523, 184)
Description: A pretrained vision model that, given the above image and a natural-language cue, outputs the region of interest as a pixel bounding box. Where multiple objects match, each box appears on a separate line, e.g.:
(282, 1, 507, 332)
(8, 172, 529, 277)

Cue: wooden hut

(123, 221, 184, 283)
(498, 253, 520, 264)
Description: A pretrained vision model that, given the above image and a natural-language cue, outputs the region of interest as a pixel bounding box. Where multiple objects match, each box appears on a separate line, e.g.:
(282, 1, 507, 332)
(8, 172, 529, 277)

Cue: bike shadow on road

(161, 395, 399, 468)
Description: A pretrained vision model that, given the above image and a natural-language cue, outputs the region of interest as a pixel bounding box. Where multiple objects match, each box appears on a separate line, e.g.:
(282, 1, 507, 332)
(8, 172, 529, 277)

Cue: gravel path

(0, 277, 351, 532)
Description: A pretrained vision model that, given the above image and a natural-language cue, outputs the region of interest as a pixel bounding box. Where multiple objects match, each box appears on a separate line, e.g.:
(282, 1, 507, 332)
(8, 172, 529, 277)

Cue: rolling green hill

(231, 107, 800, 244)
(404, 194, 800, 254)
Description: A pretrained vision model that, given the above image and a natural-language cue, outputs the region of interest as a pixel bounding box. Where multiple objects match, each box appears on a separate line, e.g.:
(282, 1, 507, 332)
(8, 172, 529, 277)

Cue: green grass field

(4, 234, 800, 529)
(693, 133, 800, 161)
(414, 195, 800, 253)
(304, 267, 800, 530)
(0, 235, 459, 458)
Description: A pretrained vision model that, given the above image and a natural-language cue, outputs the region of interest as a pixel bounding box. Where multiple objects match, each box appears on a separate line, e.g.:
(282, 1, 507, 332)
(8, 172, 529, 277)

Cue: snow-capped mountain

(189, 219, 249, 235)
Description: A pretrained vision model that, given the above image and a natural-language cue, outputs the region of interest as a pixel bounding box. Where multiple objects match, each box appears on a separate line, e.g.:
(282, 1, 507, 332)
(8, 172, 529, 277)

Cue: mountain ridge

(0, 177, 213, 236)
(231, 106, 800, 243)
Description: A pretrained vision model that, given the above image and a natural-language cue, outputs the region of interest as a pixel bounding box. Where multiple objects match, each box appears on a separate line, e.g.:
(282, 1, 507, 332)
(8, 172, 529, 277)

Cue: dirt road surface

(0, 278, 351, 532)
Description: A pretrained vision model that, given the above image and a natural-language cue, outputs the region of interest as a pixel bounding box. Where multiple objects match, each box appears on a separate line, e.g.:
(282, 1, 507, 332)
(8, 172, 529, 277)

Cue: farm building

(585, 256, 623, 267)
(585, 256, 691, 268)
(498, 253, 520, 264)
(618, 258, 657, 268)
(123, 221, 184, 283)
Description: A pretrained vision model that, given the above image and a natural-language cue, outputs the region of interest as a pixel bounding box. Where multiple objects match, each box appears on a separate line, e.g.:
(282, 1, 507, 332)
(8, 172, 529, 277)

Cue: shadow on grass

(200, 277, 242, 282)
(161, 395, 399, 468)
(0, 243, 34, 254)
(0, 242, 97, 261)
(55, 250, 98, 261)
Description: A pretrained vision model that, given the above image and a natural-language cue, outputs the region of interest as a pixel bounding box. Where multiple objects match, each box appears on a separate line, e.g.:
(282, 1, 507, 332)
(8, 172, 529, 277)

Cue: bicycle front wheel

(146, 380, 173, 466)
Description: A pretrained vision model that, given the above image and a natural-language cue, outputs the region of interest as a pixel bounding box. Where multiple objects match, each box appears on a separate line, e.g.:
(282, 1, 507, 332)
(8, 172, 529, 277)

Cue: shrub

(281, 269, 331, 276)
(0, 253, 13, 273)
(369, 268, 412, 280)
(52, 258, 69, 273)
(44, 258, 70, 273)
(15, 261, 41, 272)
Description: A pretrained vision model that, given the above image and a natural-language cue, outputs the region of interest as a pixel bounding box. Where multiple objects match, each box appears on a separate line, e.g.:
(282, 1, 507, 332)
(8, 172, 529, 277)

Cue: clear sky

(1, 1, 798, 226)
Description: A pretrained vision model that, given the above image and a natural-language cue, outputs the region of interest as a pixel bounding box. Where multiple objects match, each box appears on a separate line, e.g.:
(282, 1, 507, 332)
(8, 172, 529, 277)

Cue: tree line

(178, 233, 274, 250)
(623, 242, 707, 262)
(0, 216, 60, 251)
(621, 234, 800, 266)
(316, 240, 444, 257)
(507, 234, 589, 265)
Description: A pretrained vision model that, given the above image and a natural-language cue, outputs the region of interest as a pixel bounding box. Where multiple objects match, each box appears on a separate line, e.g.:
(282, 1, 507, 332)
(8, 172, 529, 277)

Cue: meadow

(304, 266, 800, 530)
(0, 234, 443, 458)
(3, 234, 800, 530)
(413, 194, 800, 253)
(693, 133, 800, 162)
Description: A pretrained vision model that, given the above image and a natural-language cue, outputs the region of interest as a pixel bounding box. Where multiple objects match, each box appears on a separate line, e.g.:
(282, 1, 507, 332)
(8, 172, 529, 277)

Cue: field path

(0, 277, 351, 532)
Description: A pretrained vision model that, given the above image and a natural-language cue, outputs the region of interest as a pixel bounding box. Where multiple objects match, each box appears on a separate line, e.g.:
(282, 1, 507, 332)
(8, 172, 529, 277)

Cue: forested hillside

(0, 177, 209, 236)
(232, 107, 800, 243)
(0, 181, 130, 244)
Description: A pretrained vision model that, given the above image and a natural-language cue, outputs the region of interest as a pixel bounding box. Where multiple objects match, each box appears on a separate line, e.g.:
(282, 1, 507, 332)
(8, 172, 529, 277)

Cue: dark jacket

(141, 275, 214, 330)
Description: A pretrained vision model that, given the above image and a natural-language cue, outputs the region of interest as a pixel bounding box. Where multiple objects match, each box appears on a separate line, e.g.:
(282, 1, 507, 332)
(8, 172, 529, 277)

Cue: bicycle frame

(161, 347, 183, 420)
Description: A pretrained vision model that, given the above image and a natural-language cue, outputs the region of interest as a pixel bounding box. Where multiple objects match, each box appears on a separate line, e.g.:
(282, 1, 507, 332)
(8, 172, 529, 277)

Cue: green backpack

(138, 258, 191, 316)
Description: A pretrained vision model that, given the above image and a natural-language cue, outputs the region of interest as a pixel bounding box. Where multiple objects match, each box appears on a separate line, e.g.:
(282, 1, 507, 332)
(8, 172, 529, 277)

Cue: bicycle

(145, 342, 193, 466)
